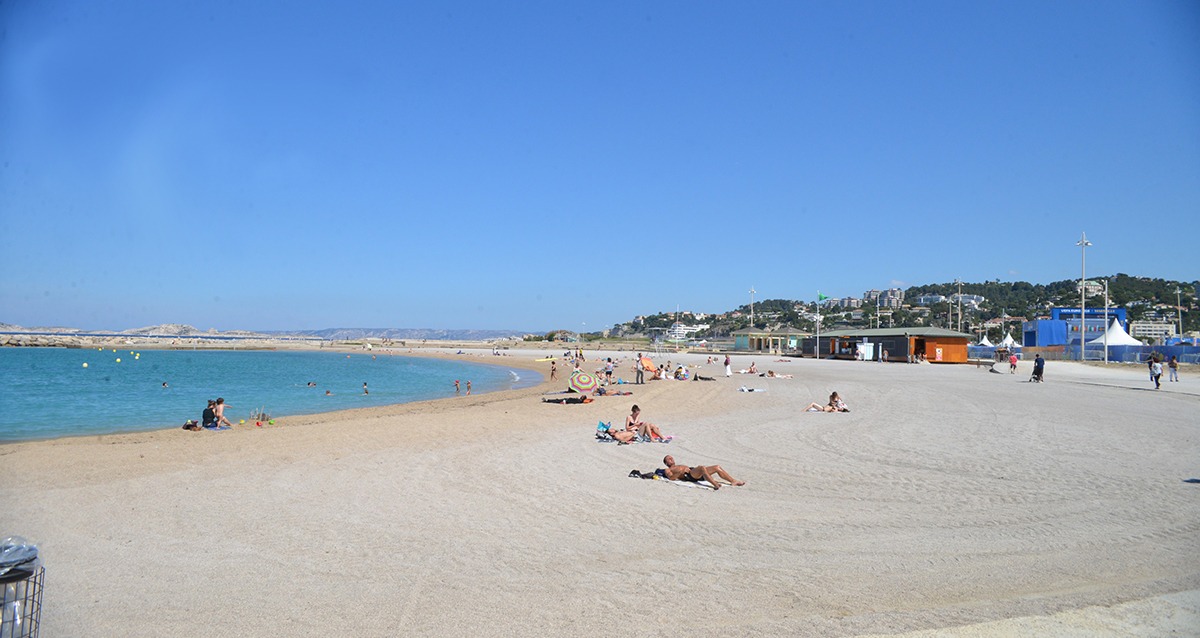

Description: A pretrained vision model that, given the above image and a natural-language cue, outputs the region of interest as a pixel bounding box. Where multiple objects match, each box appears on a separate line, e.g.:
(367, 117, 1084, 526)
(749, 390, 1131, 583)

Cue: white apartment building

(1128, 321, 1174, 343)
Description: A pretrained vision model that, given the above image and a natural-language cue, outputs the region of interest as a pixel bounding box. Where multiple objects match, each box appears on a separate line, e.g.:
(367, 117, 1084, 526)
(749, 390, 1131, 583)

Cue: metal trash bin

(0, 537, 42, 638)
(0, 567, 42, 638)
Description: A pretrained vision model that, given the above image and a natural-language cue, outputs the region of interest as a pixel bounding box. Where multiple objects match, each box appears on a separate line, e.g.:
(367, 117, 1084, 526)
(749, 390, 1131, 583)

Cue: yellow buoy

(239, 420, 245, 425)
(115, 358, 121, 363)
(82, 362, 89, 368)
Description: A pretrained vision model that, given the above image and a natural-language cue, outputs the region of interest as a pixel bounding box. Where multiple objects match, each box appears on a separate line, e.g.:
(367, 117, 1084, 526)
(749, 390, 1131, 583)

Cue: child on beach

(214, 398, 234, 427)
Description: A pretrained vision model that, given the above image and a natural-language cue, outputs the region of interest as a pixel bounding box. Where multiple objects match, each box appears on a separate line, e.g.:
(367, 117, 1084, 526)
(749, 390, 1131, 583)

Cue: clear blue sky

(2, 1, 1197, 332)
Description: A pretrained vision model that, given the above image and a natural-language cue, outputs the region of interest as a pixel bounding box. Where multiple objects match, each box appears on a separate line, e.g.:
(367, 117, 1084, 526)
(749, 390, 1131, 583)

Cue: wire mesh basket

(0, 565, 43, 638)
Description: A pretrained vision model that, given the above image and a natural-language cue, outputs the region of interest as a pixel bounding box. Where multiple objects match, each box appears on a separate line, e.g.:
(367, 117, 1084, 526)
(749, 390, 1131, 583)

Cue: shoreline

(2, 350, 1196, 636)
(0, 344, 562, 446)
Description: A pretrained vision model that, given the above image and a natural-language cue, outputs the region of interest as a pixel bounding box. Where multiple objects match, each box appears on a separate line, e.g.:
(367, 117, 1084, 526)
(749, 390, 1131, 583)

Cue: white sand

(1, 349, 1197, 637)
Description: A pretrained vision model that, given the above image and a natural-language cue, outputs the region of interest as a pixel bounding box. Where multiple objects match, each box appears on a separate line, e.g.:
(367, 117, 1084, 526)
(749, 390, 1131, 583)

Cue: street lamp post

(1177, 287, 1184, 340)
(1076, 232, 1092, 361)
(954, 278, 963, 333)
(1104, 279, 1109, 364)
(749, 287, 756, 328)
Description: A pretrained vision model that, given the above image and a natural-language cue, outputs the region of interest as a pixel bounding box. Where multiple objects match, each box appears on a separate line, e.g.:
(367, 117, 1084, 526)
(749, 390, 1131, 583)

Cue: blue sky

(2, 1, 1197, 332)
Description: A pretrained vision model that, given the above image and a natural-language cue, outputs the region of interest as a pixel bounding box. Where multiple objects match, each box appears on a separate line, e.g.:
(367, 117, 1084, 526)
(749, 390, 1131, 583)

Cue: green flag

(818, 292, 829, 301)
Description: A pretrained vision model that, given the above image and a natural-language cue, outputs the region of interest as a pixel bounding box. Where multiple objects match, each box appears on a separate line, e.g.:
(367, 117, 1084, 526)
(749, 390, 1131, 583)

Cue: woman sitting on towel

(804, 392, 849, 413)
(626, 404, 670, 442)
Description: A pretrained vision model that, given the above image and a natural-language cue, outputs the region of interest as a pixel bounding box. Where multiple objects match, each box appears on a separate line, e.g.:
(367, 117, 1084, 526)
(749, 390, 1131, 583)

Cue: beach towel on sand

(628, 469, 715, 490)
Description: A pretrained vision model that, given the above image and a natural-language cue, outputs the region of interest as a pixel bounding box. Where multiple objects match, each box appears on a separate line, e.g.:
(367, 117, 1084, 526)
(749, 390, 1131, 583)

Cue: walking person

(550, 360, 557, 381)
(634, 353, 644, 385)
(724, 354, 732, 377)
(1151, 359, 1163, 390)
(1009, 352, 1018, 374)
(1168, 356, 1179, 382)
(1032, 355, 1045, 383)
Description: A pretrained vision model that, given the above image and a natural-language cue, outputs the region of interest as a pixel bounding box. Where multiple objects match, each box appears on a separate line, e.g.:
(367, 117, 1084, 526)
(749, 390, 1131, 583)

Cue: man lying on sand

(662, 455, 744, 490)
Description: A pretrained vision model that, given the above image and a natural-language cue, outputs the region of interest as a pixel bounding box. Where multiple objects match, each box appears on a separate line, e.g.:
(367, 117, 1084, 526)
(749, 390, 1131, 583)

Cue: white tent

(998, 331, 1019, 348)
(1088, 318, 1143, 346)
(978, 336, 995, 347)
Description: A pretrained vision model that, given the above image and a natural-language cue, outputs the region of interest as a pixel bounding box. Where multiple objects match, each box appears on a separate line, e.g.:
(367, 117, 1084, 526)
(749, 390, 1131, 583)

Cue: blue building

(1023, 308, 1127, 347)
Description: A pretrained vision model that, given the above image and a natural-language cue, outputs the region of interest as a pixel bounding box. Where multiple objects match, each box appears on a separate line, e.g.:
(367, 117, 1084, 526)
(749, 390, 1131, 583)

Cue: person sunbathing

(626, 404, 670, 442)
(761, 370, 793, 378)
(804, 391, 849, 412)
(662, 455, 744, 490)
(543, 395, 594, 404)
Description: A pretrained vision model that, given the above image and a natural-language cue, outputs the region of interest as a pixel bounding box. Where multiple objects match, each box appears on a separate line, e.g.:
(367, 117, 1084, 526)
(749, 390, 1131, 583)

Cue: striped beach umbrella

(568, 372, 599, 394)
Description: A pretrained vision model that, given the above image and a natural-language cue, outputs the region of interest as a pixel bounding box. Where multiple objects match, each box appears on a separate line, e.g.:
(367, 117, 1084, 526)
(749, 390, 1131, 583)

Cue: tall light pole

(1076, 232, 1092, 361)
(749, 287, 756, 328)
(954, 278, 963, 333)
(1177, 287, 1184, 340)
(1103, 279, 1109, 364)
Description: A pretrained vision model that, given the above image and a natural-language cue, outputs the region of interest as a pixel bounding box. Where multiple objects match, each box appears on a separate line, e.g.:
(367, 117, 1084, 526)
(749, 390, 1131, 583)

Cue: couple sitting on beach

(805, 392, 849, 413)
(202, 398, 235, 428)
(604, 405, 672, 444)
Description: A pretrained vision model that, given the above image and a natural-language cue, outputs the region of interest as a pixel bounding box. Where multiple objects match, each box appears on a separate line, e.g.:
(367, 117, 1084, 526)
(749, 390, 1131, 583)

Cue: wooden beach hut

(804, 327, 973, 363)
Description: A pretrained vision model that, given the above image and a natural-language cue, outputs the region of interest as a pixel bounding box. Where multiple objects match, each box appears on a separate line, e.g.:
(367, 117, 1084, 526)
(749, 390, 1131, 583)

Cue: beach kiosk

(733, 327, 772, 352)
(805, 327, 973, 363)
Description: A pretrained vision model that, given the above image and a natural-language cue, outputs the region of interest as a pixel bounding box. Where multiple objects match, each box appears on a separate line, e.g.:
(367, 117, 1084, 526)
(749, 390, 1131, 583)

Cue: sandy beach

(1, 348, 1197, 637)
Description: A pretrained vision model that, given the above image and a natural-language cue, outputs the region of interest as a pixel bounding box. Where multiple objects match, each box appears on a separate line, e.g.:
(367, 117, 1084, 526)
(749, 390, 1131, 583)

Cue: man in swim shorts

(662, 455, 745, 490)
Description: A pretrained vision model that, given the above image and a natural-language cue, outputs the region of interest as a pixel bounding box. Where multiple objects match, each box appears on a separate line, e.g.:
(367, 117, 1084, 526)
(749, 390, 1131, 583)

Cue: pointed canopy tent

(1088, 318, 1143, 346)
(978, 336, 995, 347)
(998, 331, 1019, 348)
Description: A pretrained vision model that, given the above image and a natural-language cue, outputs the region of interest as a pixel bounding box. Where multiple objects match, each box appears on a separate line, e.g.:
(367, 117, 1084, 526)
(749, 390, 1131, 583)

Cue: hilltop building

(1128, 321, 1175, 344)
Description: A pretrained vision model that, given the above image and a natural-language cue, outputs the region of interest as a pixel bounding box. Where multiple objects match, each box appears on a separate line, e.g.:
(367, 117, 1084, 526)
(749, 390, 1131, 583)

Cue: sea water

(0, 348, 540, 442)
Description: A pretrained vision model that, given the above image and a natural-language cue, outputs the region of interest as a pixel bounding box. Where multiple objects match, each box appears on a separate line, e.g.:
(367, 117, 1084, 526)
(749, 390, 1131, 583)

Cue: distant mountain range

(0, 323, 529, 341)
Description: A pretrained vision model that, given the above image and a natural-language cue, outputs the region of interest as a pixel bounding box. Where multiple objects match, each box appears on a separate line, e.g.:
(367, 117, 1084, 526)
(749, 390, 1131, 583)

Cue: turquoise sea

(0, 348, 541, 442)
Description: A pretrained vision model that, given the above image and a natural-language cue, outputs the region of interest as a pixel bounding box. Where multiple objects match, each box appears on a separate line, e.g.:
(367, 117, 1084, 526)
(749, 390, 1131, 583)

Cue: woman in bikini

(804, 392, 849, 413)
(625, 404, 670, 442)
